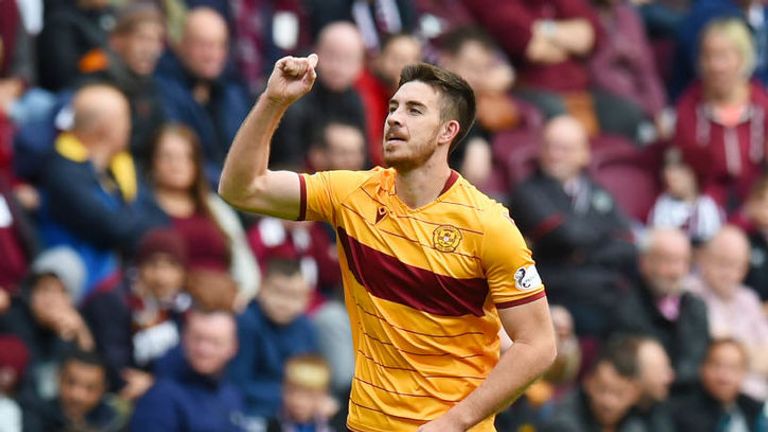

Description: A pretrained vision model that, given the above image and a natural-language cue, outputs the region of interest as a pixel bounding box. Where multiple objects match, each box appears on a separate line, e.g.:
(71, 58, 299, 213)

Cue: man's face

(377, 36, 422, 86)
(443, 41, 493, 92)
(701, 343, 747, 405)
(637, 341, 675, 403)
(585, 362, 639, 428)
(179, 17, 228, 80)
(316, 31, 364, 92)
(384, 81, 448, 171)
(698, 240, 749, 298)
(539, 123, 589, 184)
(258, 274, 311, 326)
(324, 124, 366, 171)
(58, 361, 106, 422)
(138, 254, 185, 303)
(113, 22, 165, 76)
(640, 237, 691, 297)
(183, 312, 237, 375)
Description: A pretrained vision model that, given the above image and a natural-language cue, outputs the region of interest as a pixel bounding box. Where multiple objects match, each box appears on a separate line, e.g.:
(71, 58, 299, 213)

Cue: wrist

(443, 406, 475, 431)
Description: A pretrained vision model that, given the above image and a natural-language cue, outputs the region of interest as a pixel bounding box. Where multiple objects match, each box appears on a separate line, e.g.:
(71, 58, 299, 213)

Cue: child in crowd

(648, 150, 723, 244)
(268, 355, 337, 432)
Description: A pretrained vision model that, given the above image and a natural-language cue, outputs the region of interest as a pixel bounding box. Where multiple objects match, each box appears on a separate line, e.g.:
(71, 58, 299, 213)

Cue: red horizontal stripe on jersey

(337, 227, 489, 317)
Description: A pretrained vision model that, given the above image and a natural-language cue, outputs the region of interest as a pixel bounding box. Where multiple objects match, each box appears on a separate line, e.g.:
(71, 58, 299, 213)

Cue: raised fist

(264, 54, 319, 106)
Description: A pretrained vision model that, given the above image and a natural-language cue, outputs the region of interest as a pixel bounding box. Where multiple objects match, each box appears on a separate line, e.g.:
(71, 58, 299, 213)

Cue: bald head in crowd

(71, 84, 131, 169)
(540, 115, 591, 184)
(699, 225, 751, 298)
(178, 7, 229, 81)
(639, 228, 692, 297)
(315, 22, 365, 92)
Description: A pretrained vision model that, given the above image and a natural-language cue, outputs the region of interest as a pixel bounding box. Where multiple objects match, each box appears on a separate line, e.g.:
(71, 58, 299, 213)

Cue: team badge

(433, 225, 462, 252)
(514, 265, 542, 291)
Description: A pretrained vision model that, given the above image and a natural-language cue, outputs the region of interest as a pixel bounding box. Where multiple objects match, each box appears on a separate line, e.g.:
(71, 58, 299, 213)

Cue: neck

(154, 186, 196, 217)
(707, 83, 749, 106)
(394, 162, 452, 209)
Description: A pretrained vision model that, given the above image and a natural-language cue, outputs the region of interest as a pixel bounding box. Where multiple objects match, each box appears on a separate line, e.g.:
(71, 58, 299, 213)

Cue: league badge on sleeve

(514, 265, 541, 291)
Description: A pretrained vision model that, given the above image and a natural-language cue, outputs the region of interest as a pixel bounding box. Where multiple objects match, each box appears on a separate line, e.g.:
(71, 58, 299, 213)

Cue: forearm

(537, 19, 595, 55)
(218, 95, 288, 206)
(444, 339, 556, 429)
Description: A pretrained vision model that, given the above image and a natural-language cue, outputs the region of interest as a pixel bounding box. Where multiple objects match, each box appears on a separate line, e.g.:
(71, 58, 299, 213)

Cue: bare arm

(418, 297, 557, 431)
(532, 18, 595, 57)
(218, 54, 318, 220)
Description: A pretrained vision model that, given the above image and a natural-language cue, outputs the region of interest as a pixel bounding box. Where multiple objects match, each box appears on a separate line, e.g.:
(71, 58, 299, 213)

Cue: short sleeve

(299, 170, 373, 224)
(481, 205, 546, 309)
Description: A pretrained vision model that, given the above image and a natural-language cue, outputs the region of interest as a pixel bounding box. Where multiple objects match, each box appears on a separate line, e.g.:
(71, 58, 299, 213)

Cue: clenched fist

(264, 54, 319, 106)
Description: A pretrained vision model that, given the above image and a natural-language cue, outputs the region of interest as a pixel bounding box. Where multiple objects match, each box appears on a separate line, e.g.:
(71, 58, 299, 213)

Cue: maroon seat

(491, 129, 540, 189)
(589, 136, 661, 221)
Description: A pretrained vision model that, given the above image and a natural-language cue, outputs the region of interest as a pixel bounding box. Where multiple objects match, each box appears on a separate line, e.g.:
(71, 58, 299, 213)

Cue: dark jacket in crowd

(746, 230, 768, 303)
(540, 389, 649, 432)
(24, 395, 129, 432)
(131, 346, 247, 432)
(154, 52, 251, 184)
(228, 301, 318, 419)
(38, 147, 163, 292)
(637, 402, 676, 432)
(672, 386, 767, 432)
(615, 280, 710, 392)
(271, 80, 367, 169)
(37, 3, 115, 91)
(81, 277, 189, 392)
(509, 170, 637, 336)
(83, 50, 167, 165)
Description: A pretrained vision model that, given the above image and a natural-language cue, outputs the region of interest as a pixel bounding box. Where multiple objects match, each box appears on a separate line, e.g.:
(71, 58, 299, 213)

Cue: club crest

(433, 225, 462, 252)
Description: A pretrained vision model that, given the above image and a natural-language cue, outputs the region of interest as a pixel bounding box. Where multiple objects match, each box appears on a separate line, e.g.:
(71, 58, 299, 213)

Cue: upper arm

(482, 206, 546, 308)
(219, 170, 303, 220)
(498, 297, 555, 354)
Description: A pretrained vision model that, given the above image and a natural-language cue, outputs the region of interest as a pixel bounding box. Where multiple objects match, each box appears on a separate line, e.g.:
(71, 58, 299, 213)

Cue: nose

(386, 108, 403, 128)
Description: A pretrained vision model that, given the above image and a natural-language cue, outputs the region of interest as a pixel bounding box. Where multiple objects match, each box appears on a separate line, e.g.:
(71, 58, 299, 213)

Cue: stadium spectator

(229, 258, 318, 422)
(0, 335, 28, 432)
(439, 26, 518, 186)
(688, 225, 768, 400)
(674, 17, 768, 213)
(1, 248, 93, 404)
(26, 349, 128, 432)
(674, 0, 768, 97)
(622, 336, 677, 432)
(80, 3, 167, 165)
(36, 83, 163, 293)
(308, 120, 368, 174)
(540, 339, 646, 432)
(131, 308, 246, 432)
(355, 33, 422, 166)
(154, 7, 251, 184)
(267, 354, 336, 432)
(743, 174, 768, 308)
(672, 338, 768, 431)
(271, 22, 367, 168)
(647, 150, 724, 245)
(463, 0, 645, 141)
(304, 0, 418, 51)
(140, 124, 259, 306)
(589, 0, 668, 142)
(231, 0, 311, 97)
(82, 229, 190, 397)
(510, 115, 637, 337)
(615, 228, 710, 392)
(0, 176, 36, 296)
(36, 0, 116, 92)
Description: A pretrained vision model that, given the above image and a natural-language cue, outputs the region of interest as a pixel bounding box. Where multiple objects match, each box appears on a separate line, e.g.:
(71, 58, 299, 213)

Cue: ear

(438, 119, 461, 146)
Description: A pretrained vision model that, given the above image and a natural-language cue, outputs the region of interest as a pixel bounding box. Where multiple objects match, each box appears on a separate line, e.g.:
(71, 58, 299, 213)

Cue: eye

(409, 108, 422, 115)
(388, 105, 397, 113)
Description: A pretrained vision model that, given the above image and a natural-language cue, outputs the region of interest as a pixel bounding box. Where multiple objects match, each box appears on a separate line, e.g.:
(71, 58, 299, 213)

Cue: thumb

(307, 53, 318, 69)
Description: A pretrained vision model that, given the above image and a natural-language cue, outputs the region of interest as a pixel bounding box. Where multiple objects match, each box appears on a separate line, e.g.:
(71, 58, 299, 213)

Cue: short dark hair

(112, 3, 164, 37)
(705, 338, 749, 367)
(397, 63, 476, 154)
(264, 258, 303, 279)
(61, 349, 107, 375)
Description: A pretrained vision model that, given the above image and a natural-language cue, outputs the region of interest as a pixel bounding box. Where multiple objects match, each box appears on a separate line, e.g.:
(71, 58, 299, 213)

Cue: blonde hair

(284, 355, 331, 391)
(700, 17, 756, 78)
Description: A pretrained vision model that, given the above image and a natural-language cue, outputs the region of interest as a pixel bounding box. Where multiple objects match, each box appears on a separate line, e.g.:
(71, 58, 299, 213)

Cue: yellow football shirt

(299, 168, 545, 432)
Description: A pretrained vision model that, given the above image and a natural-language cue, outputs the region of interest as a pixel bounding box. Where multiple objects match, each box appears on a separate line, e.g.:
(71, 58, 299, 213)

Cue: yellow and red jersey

(299, 168, 545, 432)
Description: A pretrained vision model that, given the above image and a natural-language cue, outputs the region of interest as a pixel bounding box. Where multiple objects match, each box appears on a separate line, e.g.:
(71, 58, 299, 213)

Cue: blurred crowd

(2, 0, 768, 431)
